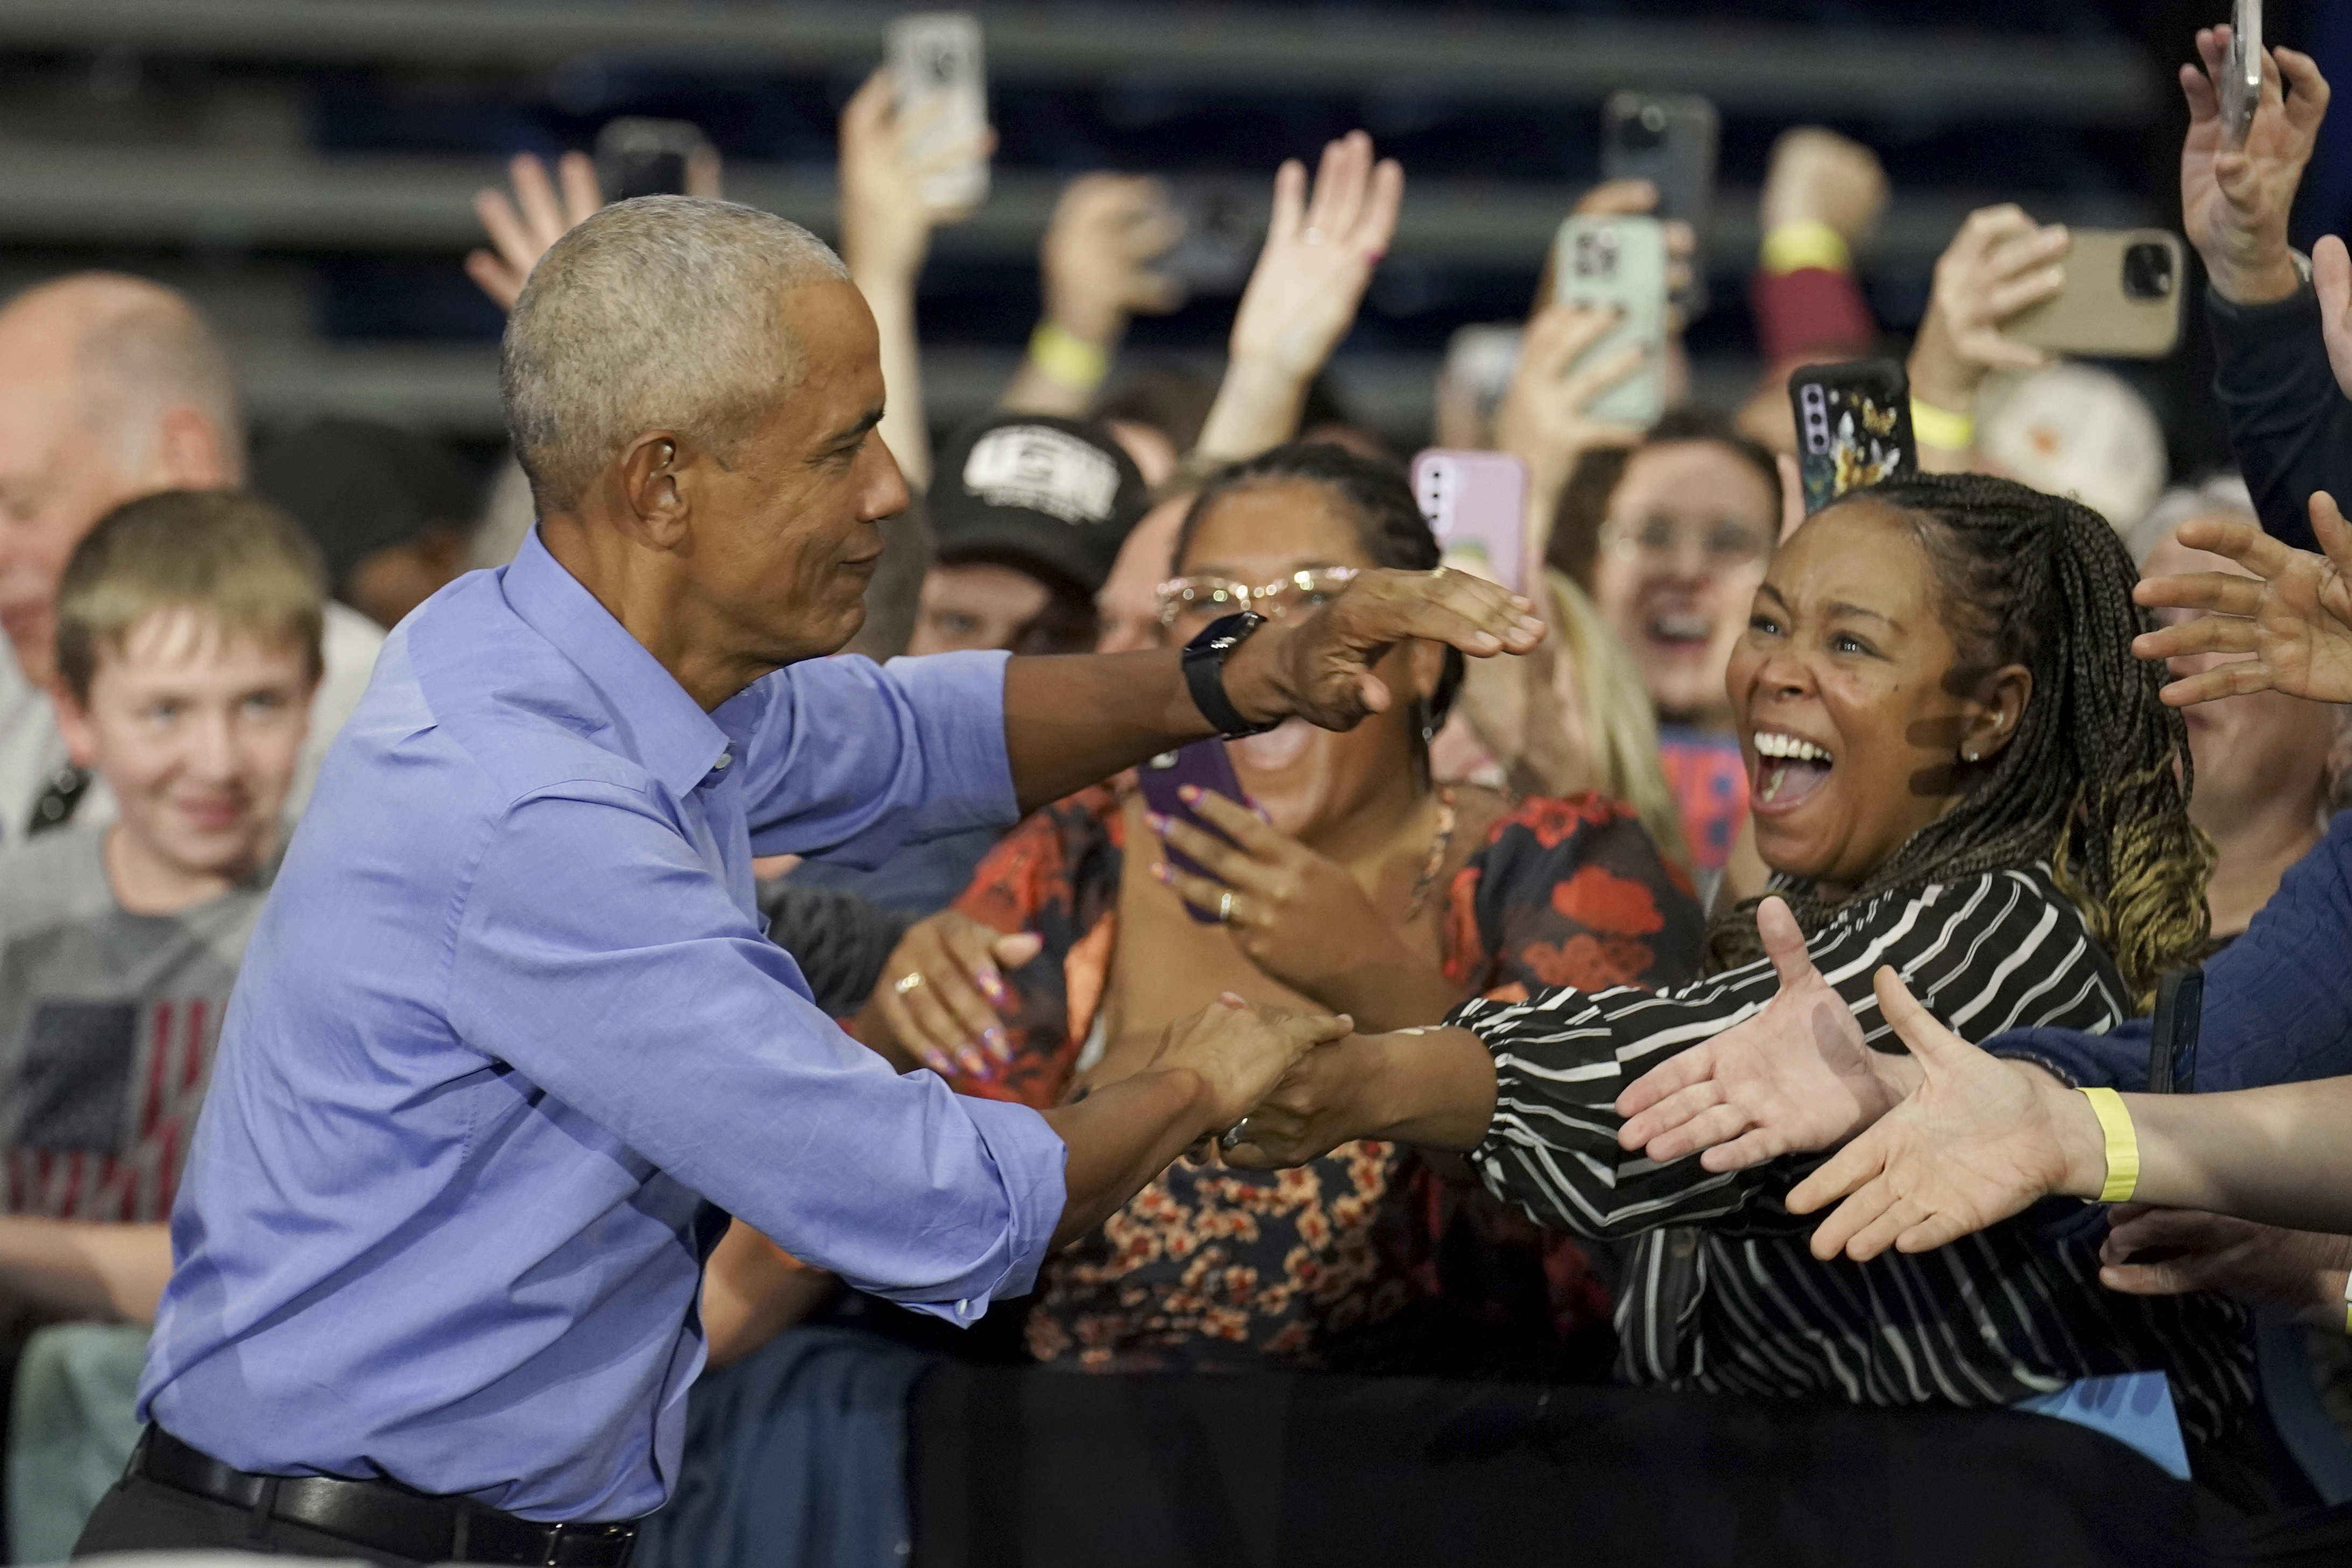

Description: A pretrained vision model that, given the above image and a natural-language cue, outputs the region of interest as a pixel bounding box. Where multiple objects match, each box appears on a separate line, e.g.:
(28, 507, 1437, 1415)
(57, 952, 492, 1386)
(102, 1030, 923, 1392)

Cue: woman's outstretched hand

(1787, 965, 2107, 1261)
(854, 909, 1042, 1082)
(1616, 897, 1910, 1171)
(2133, 491, 2352, 706)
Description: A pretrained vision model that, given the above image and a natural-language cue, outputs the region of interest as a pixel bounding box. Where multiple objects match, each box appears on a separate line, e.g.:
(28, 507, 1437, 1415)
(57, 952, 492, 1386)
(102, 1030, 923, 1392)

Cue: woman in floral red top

(851, 445, 1702, 1372)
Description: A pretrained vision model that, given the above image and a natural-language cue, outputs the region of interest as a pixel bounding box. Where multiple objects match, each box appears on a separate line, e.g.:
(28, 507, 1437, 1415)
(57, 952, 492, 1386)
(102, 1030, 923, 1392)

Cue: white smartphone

(887, 12, 989, 210)
(2223, 0, 2262, 148)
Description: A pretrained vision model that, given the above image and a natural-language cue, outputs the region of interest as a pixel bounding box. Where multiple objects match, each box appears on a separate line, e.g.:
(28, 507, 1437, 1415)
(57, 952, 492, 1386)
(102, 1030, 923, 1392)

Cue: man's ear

(614, 433, 693, 551)
(1961, 663, 2033, 762)
(151, 406, 236, 491)
(48, 680, 98, 769)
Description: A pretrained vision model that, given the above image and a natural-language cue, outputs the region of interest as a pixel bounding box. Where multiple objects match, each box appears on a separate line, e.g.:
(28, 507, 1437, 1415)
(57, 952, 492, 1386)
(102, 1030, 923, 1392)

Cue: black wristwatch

(1180, 612, 1278, 737)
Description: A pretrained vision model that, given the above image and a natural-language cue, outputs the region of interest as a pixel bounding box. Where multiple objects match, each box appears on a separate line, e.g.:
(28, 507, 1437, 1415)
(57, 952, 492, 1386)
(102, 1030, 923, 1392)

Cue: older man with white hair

(76, 197, 1544, 1565)
(0, 274, 382, 845)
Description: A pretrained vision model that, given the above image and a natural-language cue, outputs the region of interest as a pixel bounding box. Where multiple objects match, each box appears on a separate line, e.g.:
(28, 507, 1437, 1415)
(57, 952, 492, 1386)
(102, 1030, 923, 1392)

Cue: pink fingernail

(1152, 861, 1172, 883)
(957, 1045, 993, 1081)
(983, 1026, 1012, 1062)
(922, 1051, 954, 1076)
(1178, 784, 1200, 803)
(1146, 812, 1172, 836)
(979, 970, 1009, 1005)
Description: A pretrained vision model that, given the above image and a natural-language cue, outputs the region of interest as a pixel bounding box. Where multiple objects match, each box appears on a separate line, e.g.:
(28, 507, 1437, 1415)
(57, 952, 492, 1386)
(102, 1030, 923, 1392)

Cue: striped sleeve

(1460, 868, 2126, 1240)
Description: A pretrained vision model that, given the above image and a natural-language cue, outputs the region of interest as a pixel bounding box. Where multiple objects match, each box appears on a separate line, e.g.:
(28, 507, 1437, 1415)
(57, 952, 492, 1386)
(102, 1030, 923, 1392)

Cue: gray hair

(2127, 472, 2256, 567)
(1, 274, 245, 478)
(501, 196, 849, 512)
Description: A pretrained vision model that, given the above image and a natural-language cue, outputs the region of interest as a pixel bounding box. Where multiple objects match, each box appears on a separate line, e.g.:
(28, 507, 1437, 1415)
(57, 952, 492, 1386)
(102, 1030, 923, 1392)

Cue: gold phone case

(2006, 229, 2184, 360)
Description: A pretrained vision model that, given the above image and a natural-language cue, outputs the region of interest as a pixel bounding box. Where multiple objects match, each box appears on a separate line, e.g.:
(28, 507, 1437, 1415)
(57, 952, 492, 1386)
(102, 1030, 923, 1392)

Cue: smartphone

(1600, 90, 1718, 317)
(2006, 230, 2184, 360)
(1158, 179, 1262, 297)
(2223, 0, 2263, 148)
(1411, 449, 1528, 593)
(594, 118, 706, 202)
(887, 11, 989, 210)
(1790, 358, 1917, 514)
(1137, 742, 1252, 925)
(1549, 214, 1668, 428)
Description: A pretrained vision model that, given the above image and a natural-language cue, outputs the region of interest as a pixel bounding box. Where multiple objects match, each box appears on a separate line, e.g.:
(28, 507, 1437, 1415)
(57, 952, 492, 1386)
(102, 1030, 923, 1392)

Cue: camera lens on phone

(2122, 242, 2174, 300)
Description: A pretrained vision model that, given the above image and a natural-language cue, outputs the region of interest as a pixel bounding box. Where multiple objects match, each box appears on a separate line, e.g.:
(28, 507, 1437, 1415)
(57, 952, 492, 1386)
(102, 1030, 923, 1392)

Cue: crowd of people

(2, 16, 2352, 1568)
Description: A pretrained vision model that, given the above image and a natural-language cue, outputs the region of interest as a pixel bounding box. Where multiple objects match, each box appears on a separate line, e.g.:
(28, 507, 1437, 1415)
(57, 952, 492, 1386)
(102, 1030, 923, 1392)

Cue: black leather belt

(132, 1426, 637, 1566)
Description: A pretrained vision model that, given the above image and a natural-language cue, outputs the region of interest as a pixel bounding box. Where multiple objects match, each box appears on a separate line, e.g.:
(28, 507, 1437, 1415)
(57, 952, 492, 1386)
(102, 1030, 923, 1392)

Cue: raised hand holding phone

(1549, 214, 1668, 428)
(887, 12, 989, 210)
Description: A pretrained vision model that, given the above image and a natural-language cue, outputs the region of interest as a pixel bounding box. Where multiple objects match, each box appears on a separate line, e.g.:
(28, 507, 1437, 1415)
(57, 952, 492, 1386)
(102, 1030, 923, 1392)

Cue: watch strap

(1181, 612, 1277, 737)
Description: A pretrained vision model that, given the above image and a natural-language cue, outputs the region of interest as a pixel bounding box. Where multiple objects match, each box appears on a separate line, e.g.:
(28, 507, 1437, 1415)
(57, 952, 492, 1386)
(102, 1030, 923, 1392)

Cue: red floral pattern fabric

(947, 789, 1702, 1372)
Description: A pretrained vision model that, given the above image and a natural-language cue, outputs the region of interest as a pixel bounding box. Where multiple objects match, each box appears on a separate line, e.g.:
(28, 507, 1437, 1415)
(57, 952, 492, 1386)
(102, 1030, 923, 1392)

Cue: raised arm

(2183, 27, 2343, 550)
(1788, 967, 2352, 1260)
(1191, 131, 1402, 464)
(838, 69, 993, 493)
(998, 174, 1182, 417)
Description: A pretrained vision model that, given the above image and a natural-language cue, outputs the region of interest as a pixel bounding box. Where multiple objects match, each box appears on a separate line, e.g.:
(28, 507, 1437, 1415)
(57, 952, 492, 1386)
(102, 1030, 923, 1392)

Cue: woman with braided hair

(1220, 473, 2283, 1500)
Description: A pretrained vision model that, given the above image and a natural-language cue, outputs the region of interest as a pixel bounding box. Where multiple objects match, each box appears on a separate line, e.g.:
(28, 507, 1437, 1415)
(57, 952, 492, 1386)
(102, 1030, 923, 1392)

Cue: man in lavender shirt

(74, 198, 1543, 1565)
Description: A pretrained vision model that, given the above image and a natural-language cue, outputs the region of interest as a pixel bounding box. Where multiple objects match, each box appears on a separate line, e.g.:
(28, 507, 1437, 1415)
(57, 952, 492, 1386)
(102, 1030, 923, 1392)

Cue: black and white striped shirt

(1455, 865, 2252, 1449)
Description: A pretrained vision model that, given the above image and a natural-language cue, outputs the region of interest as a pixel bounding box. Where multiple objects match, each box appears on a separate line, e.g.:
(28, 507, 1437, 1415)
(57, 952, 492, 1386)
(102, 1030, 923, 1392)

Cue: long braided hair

(1704, 472, 2212, 1011)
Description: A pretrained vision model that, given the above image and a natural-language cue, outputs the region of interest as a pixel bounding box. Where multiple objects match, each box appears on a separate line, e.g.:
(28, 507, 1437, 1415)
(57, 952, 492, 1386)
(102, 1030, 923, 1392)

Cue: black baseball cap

(925, 415, 1149, 595)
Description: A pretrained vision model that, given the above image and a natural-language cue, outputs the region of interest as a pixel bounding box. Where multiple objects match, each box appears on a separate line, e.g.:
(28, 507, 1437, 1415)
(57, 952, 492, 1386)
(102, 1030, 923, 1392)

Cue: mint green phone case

(1550, 215, 1669, 429)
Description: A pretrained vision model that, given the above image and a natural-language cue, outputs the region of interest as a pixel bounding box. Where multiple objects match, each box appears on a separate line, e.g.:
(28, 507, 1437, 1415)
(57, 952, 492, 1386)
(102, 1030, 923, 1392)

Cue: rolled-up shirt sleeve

(445, 785, 1063, 1323)
(734, 650, 1016, 869)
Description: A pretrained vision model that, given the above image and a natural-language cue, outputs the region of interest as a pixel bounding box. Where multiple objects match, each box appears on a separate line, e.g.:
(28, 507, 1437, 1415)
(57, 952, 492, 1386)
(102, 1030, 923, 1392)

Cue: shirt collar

(501, 527, 736, 798)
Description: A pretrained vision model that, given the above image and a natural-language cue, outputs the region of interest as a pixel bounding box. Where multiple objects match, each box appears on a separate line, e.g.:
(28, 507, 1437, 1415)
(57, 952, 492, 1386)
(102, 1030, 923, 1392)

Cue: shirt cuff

(2207, 277, 2320, 347)
(887, 1094, 1066, 1326)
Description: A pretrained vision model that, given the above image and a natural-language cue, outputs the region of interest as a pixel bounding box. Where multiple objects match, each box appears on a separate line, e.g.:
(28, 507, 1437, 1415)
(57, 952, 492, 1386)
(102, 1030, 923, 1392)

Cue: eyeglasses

(1155, 566, 1360, 629)
(1599, 514, 1773, 573)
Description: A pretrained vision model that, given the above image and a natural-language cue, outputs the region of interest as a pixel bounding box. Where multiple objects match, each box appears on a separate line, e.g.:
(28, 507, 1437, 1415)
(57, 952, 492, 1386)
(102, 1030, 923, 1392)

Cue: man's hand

(1222, 569, 1544, 732)
(2181, 25, 2329, 307)
(1616, 896, 1912, 1171)
(1222, 1025, 1498, 1167)
(2099, 1204, 2352, 1326)
(1788, 966, 2107, 1261)
(855, 910, 1042, 1082)
(1149, 993, 1354, 1134)
(1906, 204, 2067, 416)
(2133, 493, 2352, 706)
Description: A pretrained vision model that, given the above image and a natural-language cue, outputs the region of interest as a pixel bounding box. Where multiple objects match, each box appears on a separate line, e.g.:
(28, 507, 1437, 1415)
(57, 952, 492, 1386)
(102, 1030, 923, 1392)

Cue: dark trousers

(73, 1470, 432, 1566)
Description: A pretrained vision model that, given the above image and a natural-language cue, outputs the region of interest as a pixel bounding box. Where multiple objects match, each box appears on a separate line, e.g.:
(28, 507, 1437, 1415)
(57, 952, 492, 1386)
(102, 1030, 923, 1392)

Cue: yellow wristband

(2078, 1087, 2140, 1204)
(1028, 321, 1109, 392)
(1760, 218, 1852, 276)
(1910, 398, 1976, 452)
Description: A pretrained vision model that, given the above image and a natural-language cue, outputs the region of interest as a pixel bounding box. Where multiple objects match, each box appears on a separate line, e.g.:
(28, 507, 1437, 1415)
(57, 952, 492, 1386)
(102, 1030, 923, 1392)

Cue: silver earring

(1964, 749, 1981, 763)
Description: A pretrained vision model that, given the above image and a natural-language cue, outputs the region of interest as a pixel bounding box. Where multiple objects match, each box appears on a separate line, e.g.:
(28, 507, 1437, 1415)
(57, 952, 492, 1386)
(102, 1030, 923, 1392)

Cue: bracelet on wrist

(1760, 219, 1853, 277)
(1028, 321, 1110, 393)
(1910, 398, 1976, 452)
(2078, 1087, 2140, 1204)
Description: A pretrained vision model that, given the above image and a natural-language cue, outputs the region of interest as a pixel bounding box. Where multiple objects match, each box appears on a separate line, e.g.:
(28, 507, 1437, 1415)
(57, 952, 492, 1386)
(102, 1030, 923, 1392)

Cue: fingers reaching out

(466, 152, 602, 310)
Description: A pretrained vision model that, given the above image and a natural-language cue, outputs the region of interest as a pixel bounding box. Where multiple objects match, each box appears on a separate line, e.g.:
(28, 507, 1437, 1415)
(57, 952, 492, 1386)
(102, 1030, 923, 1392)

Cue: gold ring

(892, 971, 926, 996)
(1217, 889, 1238, 924)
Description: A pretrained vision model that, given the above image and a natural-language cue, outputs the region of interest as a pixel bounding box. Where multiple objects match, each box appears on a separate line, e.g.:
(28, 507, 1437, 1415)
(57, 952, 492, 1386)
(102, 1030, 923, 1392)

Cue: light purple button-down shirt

(139, 529, 1064, 1520)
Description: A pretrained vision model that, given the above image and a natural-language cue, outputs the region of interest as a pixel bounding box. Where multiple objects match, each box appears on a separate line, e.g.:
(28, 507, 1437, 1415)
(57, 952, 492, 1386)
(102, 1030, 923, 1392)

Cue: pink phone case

(1411, 449, 1528, 592)
(1136, 741, 1253, 924)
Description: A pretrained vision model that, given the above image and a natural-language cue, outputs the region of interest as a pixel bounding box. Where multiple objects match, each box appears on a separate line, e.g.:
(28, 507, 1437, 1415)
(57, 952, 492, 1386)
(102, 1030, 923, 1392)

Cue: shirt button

(714, 754, 732, 770)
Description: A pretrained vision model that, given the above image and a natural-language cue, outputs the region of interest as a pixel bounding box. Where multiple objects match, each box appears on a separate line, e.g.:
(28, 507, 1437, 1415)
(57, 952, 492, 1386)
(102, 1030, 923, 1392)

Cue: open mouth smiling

(1751, 728, 1834, 813)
